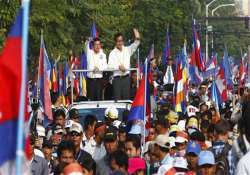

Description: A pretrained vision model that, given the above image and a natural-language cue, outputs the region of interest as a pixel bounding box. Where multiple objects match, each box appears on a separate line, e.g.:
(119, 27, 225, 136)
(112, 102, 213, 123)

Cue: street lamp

(211, 3, 235, 16)
(206, 0, 217, 62)
(211, 3, 235, 50)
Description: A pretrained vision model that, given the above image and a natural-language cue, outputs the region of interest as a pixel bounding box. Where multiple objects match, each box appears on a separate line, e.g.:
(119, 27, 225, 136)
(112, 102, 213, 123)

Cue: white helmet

(105, 107, 118, 120)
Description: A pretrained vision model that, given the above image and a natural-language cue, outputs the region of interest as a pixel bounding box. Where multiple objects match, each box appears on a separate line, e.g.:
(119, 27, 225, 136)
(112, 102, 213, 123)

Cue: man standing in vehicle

(86, 37, 107, 101)
(108, 29, 140, 100)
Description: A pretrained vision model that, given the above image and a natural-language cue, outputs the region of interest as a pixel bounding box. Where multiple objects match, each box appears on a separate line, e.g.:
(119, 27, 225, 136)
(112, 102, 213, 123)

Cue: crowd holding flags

(2, 4, 250, 173)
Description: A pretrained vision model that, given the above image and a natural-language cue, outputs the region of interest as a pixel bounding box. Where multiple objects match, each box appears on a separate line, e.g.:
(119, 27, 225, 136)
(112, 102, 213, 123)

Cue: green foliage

(1, 0, 249, 66)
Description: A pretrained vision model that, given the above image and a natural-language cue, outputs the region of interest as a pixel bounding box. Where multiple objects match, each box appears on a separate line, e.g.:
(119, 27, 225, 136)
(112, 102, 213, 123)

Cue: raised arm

(128, 28, 140, 56)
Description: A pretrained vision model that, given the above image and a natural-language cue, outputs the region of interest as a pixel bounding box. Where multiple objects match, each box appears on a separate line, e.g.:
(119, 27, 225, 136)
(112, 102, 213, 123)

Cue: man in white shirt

(108, 29, 140, 100)
(86, 37, 107, 101)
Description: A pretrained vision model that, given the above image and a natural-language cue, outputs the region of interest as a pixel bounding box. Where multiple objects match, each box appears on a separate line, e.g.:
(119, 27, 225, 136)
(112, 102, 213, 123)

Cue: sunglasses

(70, 132, 81, 137)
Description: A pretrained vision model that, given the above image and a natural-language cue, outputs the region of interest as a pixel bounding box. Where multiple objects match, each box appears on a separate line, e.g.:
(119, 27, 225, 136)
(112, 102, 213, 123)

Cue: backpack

(210, 143, 232, 175)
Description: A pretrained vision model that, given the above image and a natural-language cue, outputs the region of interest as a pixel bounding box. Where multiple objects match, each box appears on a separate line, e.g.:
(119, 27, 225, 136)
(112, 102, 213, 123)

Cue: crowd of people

(28, 28, 250, 175)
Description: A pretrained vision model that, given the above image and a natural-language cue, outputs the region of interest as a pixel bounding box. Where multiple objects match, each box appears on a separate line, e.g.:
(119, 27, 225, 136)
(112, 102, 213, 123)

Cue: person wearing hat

(68, 108, 80, 123)
(185, 141, 201, 174)
(84, 121, 107, 161)
(69, 122, 92, 164)
(173, 156, 188, 174)
(154, 134, 174, 167)
(198, 151, 216, 175)
(118, 123, 127, 143)
(105, 107, 119, 127)
(166, 110, 178, 125)
(63, 162, 84, 175)
(96, 129, 118, 175)
(128, 157, 146, 175)
(49, 124, 65, 149)
(34, 125, 46, 158)
(175, 131, 188, 157)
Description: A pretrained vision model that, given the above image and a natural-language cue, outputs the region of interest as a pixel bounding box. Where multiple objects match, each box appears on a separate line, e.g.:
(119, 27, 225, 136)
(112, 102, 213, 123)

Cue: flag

(222, 50, 233, 89)
(203, 54, 217, 79)
(188, 50, 203, 84)
(239, 56, 247, 89)
(163, 30, 170, 65)
(211, 80, 220, 111)
(0, 8, 30, 174)
(38, 35, 53, 120)
(90, 22, 99, 38)
(78, 51, 87, 97)
(128, 58, 151, 130)
(70, 56, 80, 70)
(58, 63, 63, 95)
(51, 63, 58, 93)
(216, 62, 227, 102)
(193, 19, 205, 72)
(63, 61, 69, 95)
(89, 22, 99, 49)
(175, 50, 186, 113)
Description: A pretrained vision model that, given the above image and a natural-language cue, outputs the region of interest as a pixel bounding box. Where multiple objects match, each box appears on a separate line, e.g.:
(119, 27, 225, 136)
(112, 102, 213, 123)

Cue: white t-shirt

(236, 150, 250, 175)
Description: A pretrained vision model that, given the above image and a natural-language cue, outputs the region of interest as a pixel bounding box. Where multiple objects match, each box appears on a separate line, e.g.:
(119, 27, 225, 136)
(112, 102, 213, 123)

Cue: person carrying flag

(85, 37, 107, 101)
(108, 28, 140, 100)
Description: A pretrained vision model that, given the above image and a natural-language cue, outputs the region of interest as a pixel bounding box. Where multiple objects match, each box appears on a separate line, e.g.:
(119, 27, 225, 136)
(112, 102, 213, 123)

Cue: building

(235, 0, 250, 16)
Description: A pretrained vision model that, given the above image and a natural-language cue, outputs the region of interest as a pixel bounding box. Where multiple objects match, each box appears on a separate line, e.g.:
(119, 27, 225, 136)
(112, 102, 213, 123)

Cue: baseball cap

(128, 157, 146, 174)
(157, 164, 176, 175)
(186, 141, 201, 156)
(186, 117, 198, 129)
(169, 124, 180, 134)
(65, 120, 74, 129)
(104, 129, 117, 142)
(36, 125, 45, 137)
(69, 122, 83, 134)
(95, 121, 106, 133)
(118, 123, 126, 133)
(53, 124, 65, 135)
(112, 120, 121, 129)
(168, 136, 176, 148)
(166, 111, 178, 124)
(154, 134, 169, 149)
(177, 120, 186, 131)
(173, 157, 188, 169)
(63, 163, 83, 175)
(198, 151, 215, 166)
(105, 107, 118, 120)
(175, 131, 188, 143)
(129, 123, 142, 135)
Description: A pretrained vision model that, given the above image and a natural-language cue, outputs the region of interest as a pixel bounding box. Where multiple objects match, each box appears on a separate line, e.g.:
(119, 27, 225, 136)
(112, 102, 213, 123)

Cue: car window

(78, 108, 125, 127)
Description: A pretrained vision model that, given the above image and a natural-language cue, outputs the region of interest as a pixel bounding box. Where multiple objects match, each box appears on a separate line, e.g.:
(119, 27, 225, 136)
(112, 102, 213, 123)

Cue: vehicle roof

(69, 100, 132, 110)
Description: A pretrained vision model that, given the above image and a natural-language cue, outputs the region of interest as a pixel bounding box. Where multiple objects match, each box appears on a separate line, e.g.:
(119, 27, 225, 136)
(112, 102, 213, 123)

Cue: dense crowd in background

(27, 28, 250, 175)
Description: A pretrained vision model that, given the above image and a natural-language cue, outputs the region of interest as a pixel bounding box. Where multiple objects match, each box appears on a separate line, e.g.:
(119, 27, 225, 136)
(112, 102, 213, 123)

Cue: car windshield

(78, 108, 126, 126)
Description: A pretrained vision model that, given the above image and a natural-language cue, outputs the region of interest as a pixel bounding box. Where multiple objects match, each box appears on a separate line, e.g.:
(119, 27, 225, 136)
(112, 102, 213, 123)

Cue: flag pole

(16, 0, 30, 174)
(142, 58, 148, 157)
(137, 48, 140, 87)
